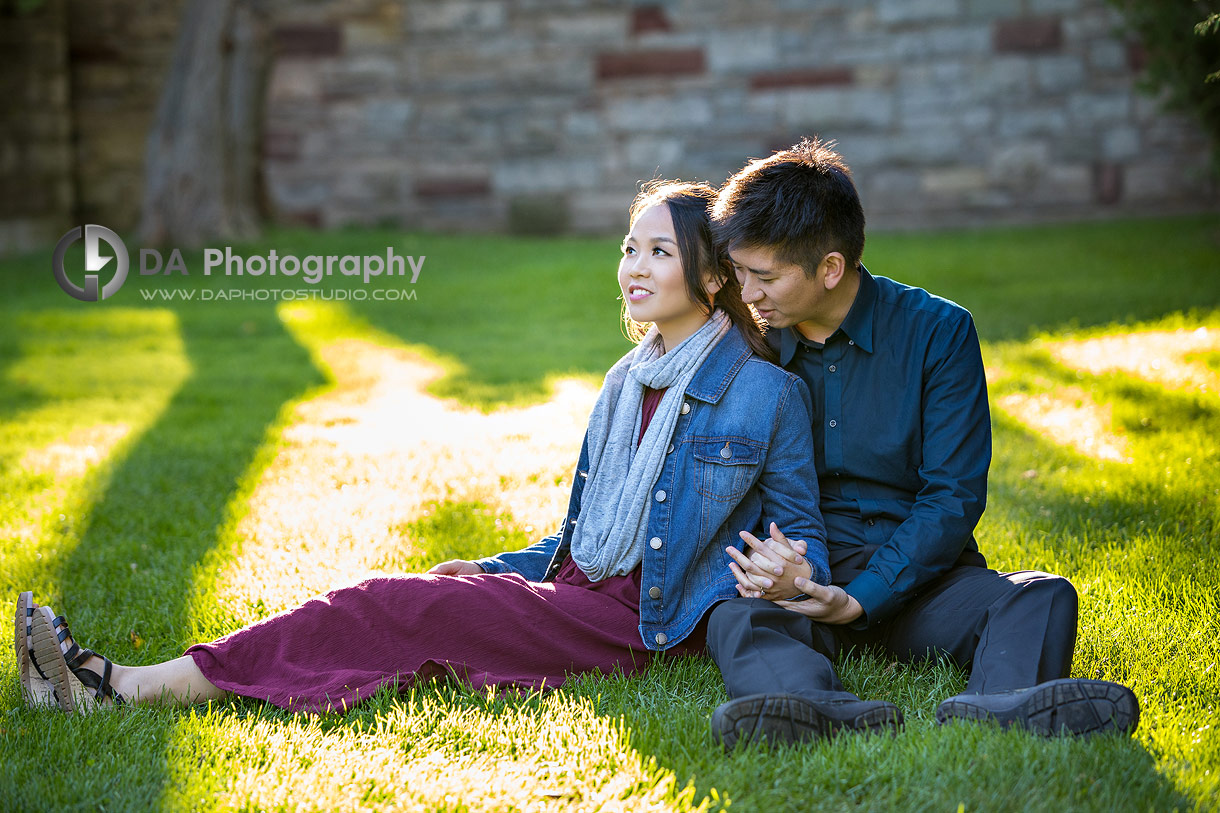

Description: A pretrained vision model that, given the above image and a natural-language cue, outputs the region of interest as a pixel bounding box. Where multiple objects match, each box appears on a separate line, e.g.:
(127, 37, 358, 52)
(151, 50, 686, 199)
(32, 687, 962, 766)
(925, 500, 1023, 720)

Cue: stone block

(1034, 56, 1086, 94)
(1030, 0, 1081, 14)
(415, 176, 492, 199)
(993, 17, 1063, 53)
(407, 2, 507, 33)
(343, 20, 402, 49)
(1067, 92, 1130, 127)
(920, 166, 988, 198)
(998, 108, 1068, 138)
(1092, 160, 1123, 204)
(361, 99, 413, 141)
(263, 129, 303, 162)
(543, 12, 628, 43)
(321, 55, 399, 99)
(888, 128, 979, 165)
(632, 5, 672, 34)
(1064, 7, 1121, 41)
(877, 0, 962, 25)
(267, 59, 322, 102)
(563, 110, 604, 140)
(1087, 40, 1126, 72)
(705, 28, 779, 74)
(1029, 163, 1092, 204)
(274, 24, 343, 57)
(890, 24, 993, 59)
(494, 157, 600, 194)
(965, 0, 1016, 20)
(750, 67, 855, 90)
(968, 56, 1035, 101)
(779, 88, 895, 130)
(596, 48, 706, 80)
(624, 135, 685, 171)
(1102, 126, 1140, 161)
(988, 142, 1051, 191)
(507, 194, 571, 235)
(604, 94, 713, 133)
(569, 190, 632, 234)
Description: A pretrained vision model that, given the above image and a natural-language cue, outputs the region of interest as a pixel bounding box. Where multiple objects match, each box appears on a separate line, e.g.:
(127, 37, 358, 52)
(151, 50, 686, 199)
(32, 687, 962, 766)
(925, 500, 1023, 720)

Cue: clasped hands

(726, 522, 863, 625)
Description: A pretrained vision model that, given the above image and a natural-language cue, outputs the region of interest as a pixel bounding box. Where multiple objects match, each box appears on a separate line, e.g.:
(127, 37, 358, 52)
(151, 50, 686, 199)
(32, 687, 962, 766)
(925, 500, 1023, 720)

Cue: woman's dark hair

(622, 180, 775, 362)
(712, 137, 865, 277)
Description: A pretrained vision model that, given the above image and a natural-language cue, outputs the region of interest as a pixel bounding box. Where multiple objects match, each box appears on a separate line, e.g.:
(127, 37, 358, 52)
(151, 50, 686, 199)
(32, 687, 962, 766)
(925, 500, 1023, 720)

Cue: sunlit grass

(1, 215, 1218, 811)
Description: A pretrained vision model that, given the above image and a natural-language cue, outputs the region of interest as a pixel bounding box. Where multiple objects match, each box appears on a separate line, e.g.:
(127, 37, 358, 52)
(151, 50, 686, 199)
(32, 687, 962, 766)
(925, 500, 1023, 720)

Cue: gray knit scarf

(570, 309, 732, 581)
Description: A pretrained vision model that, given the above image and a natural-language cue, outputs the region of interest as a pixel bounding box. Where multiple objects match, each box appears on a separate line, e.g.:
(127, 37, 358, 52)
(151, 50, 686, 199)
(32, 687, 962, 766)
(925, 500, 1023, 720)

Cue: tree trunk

(139, 0, 270, 247)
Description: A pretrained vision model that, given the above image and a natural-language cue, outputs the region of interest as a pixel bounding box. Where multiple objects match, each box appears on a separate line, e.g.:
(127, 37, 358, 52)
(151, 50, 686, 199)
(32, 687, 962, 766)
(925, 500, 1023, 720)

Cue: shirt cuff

(843, 570, 897, 629)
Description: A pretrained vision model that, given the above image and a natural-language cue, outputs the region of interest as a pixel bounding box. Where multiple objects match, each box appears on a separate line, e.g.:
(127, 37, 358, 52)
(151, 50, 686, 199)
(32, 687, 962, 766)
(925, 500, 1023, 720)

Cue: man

(706, 138, 1139, 748)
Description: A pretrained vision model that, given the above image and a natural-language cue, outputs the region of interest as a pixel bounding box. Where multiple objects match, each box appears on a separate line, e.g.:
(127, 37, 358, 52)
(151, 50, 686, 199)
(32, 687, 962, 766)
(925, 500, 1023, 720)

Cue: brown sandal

(14, 592, 58, 708)
(29, 604, 126, 714)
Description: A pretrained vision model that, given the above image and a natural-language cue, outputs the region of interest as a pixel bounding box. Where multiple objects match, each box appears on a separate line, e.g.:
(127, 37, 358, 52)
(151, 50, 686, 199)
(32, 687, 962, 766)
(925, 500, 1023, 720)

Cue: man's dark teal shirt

(772, 267, 991, 625)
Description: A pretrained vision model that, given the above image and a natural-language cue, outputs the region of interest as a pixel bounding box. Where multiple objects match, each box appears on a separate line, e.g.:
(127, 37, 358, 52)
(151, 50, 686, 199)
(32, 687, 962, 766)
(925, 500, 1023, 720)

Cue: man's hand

(427, 559, 484, 576)
(726, 523, 812, 601)
(775, 579, 864, 625)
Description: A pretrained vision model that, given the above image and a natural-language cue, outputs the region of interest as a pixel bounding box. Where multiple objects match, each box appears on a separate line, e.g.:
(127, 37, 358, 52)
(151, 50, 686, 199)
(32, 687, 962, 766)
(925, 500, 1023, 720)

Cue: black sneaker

(935, 678, 1139, 736)
(712, 693, 903, 749)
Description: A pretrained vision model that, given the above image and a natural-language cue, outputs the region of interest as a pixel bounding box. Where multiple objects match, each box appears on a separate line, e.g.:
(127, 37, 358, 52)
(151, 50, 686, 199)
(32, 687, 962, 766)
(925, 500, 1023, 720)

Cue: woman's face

(619, 202, 718, 348)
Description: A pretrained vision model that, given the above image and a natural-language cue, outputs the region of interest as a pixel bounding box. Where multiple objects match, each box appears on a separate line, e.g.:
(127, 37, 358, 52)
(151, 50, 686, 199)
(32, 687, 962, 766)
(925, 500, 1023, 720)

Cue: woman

(17, 181, 830, 714)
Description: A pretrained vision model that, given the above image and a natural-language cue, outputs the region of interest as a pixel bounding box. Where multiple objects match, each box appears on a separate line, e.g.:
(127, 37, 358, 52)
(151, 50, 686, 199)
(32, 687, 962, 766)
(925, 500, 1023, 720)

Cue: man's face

(728, 244, 825, 330)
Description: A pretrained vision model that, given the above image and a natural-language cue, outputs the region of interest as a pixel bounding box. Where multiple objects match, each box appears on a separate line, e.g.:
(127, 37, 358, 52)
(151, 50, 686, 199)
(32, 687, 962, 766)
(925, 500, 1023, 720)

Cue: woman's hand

(427, 559, 484, 576)
(776, 579, 863, 625)
(726, 523, 812, 601)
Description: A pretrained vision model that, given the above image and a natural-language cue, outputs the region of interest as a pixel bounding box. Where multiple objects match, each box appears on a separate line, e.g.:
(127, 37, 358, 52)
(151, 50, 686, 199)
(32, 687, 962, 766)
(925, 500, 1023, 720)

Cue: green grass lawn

(1, 214, 1218, 811)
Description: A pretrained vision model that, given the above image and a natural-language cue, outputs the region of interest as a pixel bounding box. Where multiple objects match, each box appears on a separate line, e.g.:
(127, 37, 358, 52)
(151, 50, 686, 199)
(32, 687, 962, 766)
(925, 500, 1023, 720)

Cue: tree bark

(139, 0, 270, 247)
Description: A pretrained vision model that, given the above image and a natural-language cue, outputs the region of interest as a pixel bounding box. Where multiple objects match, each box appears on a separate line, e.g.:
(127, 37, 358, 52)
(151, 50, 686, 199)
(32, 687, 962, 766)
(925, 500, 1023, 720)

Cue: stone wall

(0, 0, 74, 253)
(261, 0, 1215, 233)
(2, 0, 1215, 253)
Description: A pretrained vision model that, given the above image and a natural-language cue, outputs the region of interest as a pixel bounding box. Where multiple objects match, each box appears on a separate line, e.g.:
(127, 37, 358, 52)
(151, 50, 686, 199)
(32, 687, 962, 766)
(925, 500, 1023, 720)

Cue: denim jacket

(477, 327, 830, 651)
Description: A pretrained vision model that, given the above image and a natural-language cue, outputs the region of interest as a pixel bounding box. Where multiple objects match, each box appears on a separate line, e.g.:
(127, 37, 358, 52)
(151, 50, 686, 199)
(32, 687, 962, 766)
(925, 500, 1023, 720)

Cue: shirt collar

(836, 264, 876, 354)
(774, 264, 877, 365)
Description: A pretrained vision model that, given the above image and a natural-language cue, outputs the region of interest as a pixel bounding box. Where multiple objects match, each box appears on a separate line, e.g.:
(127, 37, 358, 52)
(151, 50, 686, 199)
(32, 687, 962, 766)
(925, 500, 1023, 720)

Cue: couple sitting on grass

(16, 139, 1138, 747)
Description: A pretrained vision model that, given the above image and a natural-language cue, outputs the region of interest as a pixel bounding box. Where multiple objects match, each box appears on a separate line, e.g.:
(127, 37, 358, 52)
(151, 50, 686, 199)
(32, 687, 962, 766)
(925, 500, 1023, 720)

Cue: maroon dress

(186, 388, 706, 712)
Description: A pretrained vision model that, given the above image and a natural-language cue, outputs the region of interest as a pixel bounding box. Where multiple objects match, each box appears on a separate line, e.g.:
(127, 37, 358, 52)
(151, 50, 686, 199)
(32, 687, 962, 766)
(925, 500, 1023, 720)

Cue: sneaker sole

(936, 679, 1139, 736)
(713, 694, 901, 749)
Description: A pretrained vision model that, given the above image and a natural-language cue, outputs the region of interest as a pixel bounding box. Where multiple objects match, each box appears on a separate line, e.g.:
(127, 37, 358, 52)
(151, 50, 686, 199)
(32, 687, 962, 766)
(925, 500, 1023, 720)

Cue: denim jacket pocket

(692, 437, 764, 502)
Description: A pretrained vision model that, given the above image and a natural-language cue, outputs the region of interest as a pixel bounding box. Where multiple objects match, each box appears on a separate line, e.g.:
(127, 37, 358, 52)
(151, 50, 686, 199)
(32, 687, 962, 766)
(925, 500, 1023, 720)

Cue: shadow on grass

(23, 302, 323, 809)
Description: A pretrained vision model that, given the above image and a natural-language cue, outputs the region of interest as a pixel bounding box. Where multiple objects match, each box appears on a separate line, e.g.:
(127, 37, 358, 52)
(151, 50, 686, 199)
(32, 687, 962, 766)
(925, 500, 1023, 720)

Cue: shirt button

(828, 364, 836, 372)
(648, 586, 662, 599)
(650, 537, 663, 549)
(681, 402, 690, 415)
(569, 518, 576, 526)
(867, 519, 876, 526)
(655, 490, 666, 502)
(655, 632, 668, 645)
(848, 340, 855, 346)
(829, 419, 837, 428)
(667, 443, 674, 454)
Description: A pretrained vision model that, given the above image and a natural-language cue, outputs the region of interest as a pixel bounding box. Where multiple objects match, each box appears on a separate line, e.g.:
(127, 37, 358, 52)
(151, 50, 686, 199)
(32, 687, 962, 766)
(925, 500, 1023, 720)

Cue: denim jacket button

(667, 443, 674, 454)
(655, 490, 666, 502)
(719, 443, 732, 459)
(681, 402, 690, 415)
(648, 586, 662, 599)
(649, 537, 663, 550)
(655, 632, 668, 645)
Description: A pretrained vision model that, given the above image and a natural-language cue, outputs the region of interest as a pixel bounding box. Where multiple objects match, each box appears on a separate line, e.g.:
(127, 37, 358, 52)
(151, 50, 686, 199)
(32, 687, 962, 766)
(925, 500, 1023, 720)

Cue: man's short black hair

(712, 137, 865, 276)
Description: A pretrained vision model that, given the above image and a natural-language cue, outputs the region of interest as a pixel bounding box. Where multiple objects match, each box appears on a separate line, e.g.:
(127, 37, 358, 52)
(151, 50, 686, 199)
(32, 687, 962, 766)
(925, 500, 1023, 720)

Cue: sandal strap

(49, 613, 126, 705)
(71, 654, 126, 705)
